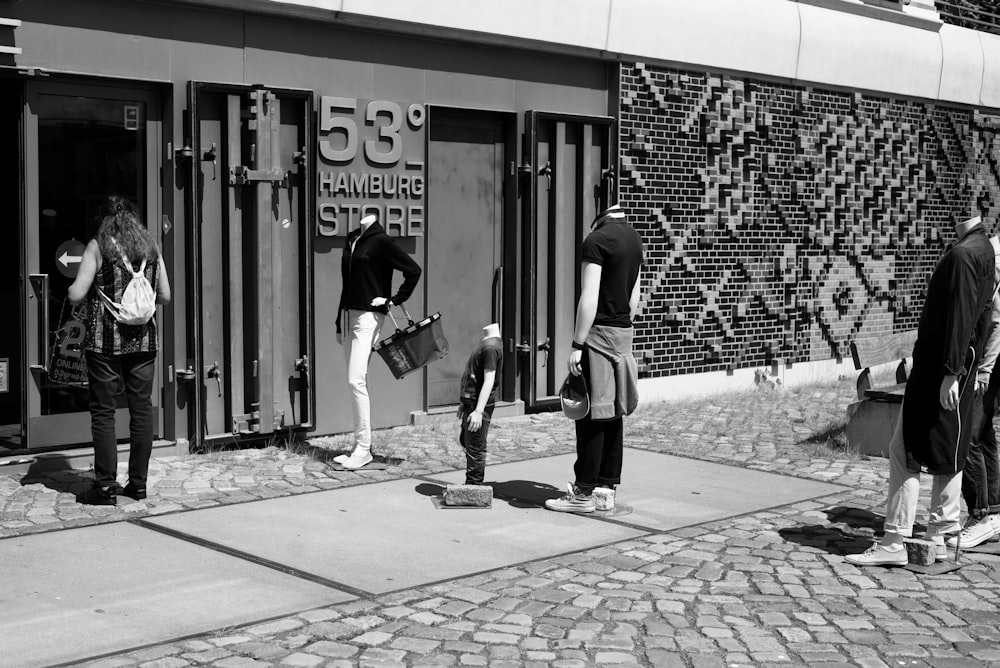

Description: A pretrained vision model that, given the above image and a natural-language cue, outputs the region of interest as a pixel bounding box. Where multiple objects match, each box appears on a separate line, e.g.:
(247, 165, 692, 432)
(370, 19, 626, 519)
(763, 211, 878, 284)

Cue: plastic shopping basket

(374, 304, 450, 379)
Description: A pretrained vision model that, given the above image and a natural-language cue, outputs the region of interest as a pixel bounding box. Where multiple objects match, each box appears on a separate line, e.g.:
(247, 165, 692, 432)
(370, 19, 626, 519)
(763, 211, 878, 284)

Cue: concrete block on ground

(444, 484, 492, 507)
(904, 538, 936, 566)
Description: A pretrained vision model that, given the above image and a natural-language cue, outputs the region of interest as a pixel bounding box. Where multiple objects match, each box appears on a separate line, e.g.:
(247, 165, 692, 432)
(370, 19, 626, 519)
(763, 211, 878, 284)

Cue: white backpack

(96, 244, 157, 326)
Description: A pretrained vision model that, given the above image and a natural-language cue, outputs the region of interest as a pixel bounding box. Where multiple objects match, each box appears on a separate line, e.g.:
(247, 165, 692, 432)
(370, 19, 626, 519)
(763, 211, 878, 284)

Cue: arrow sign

(55, 240, 87, 279)
(58, 251, 82, 267)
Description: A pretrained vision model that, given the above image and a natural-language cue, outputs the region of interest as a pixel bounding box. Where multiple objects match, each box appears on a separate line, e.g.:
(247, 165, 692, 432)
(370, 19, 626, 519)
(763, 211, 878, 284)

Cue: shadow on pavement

(490, 480, 562, 508)
(412, 480, 562, 509)
(779, 505, 888, 556)
(21, 455, 92, 495)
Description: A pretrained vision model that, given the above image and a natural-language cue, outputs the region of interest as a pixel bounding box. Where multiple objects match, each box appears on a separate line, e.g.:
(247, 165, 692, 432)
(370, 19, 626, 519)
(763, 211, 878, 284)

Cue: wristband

(571, 340, 586, 351)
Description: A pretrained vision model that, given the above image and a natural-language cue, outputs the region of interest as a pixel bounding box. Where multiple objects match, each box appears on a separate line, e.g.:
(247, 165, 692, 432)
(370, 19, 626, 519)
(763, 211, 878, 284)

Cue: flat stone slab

(426, 449, 848, 532)
(965, 541, 1000, 555)
(145, 478, 645, 595)
(0, 522, 352, 667)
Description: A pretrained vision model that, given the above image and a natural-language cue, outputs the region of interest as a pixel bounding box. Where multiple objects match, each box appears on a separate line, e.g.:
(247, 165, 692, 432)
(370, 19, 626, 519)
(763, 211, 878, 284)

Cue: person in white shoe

(334, 213, 421, 469)
(847, 215, 995, 566)
(951, 235, 1000, 550)
(545, 204, 643, 514)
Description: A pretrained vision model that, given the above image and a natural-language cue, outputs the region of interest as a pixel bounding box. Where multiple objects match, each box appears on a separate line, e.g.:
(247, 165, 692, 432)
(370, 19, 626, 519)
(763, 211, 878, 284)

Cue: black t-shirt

(581, 220, 644, 327)
(459, 337, 503, 404)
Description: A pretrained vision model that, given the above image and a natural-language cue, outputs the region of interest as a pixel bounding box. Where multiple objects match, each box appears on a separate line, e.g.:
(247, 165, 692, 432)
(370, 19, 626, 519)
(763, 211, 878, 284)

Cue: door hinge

(232, 403, 286, 435)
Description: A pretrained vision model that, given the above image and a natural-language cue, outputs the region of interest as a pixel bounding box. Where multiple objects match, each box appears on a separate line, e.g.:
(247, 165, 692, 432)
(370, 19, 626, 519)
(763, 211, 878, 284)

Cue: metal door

(520, 112, 614, 410)
(426, 110, 516, 407)
(185, 83, 313, 444)
(23, 81, 162, 448)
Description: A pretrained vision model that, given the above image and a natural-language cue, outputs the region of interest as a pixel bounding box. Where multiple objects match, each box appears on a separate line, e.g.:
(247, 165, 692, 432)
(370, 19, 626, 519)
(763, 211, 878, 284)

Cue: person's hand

(467, 409, 483, 432)
(568, 349, 583, 376)
(939, 374, 960, 411)
(977, 379, 989, 397)
(336, 331, 344, 345)
(371, 297, 391, 308)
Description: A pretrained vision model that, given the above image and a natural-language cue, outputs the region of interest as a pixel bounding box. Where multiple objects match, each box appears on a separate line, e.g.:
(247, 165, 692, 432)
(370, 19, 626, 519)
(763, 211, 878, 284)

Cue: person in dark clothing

(546, 204, 643, 514)
(67, 196, 171, 505)
(456, 323, 503, 486)
(949, 236, 1000, 549)
(847, 214, 995, 566)
(335, 213, 421, 469)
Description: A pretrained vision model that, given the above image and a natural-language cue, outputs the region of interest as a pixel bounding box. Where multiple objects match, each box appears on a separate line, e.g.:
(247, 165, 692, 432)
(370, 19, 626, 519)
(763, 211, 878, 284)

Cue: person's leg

(572, 415, 603, 495)
(962, 391, 989, 520)
(122, 351, 156, 495)
(982, 383, 1000, 517)
(81, 351, 120, 504)
(596, 417, 623, 490)
(847, 409, 910, 565)
(342, 310, 384, 466)
(461, 404, 492, 486)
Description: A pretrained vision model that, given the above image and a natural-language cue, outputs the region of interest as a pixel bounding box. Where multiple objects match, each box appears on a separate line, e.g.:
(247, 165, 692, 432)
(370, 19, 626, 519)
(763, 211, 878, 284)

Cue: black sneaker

(77, 485, 117, 506)
(121, 483, 147, 500)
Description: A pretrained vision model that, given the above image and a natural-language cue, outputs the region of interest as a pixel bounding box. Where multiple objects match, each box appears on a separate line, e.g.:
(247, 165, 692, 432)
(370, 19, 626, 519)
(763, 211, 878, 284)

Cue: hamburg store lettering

(316, 96, 426, 237)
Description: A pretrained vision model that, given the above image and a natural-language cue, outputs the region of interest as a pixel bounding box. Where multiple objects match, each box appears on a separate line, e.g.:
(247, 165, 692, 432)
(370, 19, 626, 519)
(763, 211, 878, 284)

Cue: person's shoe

(946, 516, 996, 549)
(989, 514, 1000, 536)
(121, 483, 147, 500)
(544, 484, 595, 513)
(341, 451, 373, 469)
(844, 541, 907, 566)
(77, 485, 117, 506)
(333, 453, 350, 464)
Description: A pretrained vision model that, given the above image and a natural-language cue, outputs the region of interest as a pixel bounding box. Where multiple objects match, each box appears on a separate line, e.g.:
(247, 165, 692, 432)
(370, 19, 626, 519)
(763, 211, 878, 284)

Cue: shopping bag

(374, 305, 450, 379)
(48, 299, 89, 387)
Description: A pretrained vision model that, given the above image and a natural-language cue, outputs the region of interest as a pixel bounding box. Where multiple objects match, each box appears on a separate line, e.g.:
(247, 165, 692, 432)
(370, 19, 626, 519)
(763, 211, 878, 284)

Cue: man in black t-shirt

(546, 204, 643, 514)
(457, 323, 503, 485)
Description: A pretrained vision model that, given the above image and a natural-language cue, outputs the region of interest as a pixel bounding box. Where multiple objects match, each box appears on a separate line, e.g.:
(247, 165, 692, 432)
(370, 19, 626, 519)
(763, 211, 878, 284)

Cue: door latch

(295, 355, 310, 388)
(206, 361, 222, 397)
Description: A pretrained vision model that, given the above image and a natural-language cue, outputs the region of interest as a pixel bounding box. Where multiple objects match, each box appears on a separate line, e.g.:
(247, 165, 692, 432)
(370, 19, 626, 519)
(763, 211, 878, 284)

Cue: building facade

(1, 0, 998, 456)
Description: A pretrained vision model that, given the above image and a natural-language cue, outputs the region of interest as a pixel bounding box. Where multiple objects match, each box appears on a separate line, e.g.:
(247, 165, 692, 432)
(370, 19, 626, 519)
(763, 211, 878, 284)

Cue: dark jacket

(903, 225, 995, 474)
(337, 222, 421, 333)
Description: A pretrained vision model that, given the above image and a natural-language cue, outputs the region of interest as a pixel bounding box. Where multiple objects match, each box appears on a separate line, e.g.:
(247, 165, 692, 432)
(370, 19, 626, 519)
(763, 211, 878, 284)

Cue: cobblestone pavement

(4, 378, 1000, 667)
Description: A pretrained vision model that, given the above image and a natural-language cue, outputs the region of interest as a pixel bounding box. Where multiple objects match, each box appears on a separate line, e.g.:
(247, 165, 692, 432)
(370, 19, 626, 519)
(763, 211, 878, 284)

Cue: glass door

(24, 81, 161, 448)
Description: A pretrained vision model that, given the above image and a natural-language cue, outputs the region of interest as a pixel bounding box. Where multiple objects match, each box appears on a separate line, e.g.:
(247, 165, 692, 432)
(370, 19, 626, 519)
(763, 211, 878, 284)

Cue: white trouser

(884, 408, 963, 537)
(344, 309, 385, 455)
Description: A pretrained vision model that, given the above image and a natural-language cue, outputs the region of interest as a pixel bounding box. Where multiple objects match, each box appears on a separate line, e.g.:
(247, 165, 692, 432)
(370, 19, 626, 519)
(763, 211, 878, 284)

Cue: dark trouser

(87, 350, 156, 489)
(459, 400, 494, 485)
(573, 351, 623, 495)
(963, 376, 1000, 519)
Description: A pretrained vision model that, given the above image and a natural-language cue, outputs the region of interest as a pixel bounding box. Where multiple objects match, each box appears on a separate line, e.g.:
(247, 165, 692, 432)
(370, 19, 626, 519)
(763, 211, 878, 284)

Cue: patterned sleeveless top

(85, 247, 159, 355)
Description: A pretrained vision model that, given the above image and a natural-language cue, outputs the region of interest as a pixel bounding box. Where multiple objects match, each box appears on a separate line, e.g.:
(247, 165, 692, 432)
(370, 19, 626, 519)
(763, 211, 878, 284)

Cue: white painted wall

(206, 0, 996, 109)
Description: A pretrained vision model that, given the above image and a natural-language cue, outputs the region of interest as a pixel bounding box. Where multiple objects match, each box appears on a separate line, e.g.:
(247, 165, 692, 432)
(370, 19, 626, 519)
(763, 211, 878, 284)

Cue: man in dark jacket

(335, 213, 421, 469)
(847, 214, 995, 566)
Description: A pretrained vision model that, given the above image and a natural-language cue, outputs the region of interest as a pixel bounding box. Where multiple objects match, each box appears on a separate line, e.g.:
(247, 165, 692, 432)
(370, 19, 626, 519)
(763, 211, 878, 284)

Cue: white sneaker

(844, 541, 907, 566)
(333, 454, 349, 464)
(990, 514, 1000, 535)
(946, 516, 996, 549)
(341, 451, 373, 469)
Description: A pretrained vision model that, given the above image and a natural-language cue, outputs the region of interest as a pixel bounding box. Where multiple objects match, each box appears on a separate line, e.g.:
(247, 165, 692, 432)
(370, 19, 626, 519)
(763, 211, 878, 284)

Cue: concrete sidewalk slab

(145, 478, 646, 595)
(0, 523, 353, 668)
(426, 450, 849, 531)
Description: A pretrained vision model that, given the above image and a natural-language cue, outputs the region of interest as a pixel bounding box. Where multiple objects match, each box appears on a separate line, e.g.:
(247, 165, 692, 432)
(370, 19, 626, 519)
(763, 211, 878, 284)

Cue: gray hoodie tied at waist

(586, 325, 639, 421)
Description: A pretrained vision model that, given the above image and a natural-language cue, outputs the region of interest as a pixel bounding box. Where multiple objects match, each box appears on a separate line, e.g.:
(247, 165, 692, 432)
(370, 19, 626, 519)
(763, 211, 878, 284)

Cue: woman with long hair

(68, 195, 171, 505)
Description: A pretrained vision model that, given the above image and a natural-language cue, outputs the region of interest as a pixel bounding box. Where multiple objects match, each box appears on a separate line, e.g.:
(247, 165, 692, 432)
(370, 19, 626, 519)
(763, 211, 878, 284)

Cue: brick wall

(938, 0, 1000, 36)
(619, 63, 1000, 378)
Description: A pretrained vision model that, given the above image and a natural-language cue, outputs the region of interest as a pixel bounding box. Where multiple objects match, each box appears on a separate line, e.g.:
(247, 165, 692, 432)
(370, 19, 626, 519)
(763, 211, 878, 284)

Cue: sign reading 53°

(316, 96, 426, 238)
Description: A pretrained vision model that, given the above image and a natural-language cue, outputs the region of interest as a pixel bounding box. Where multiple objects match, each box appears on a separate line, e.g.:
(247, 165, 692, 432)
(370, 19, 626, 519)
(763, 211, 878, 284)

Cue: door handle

(29, 274, 49, 371)
(206, 361, 222, 397)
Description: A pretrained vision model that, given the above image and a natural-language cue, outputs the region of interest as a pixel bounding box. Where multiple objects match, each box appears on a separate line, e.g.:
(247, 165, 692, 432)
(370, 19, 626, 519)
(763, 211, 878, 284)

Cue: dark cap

(560, 372, 590, 420)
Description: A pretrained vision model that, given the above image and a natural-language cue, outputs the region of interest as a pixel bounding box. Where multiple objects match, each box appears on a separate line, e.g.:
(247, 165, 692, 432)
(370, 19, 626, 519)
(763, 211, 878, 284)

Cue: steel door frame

(184, 81, 315, 446)
(22, 79, 164, 448)
(520, 111, 615, 411)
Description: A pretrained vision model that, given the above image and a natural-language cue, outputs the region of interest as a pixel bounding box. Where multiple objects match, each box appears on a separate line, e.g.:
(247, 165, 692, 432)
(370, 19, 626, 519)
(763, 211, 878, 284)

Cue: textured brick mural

(619, 63, 1000, 377)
